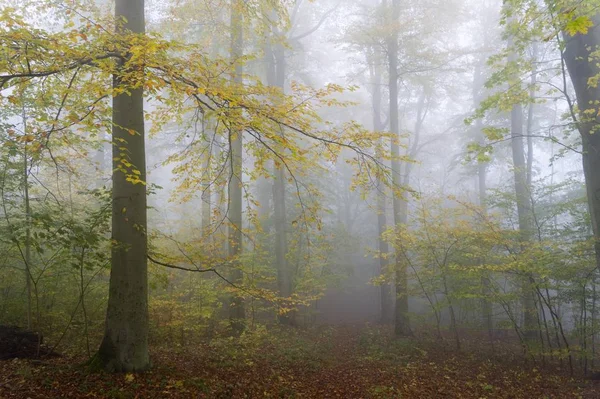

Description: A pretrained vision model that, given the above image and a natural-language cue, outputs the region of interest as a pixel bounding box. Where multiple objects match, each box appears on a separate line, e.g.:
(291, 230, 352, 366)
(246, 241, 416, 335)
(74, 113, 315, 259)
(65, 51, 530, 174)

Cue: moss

(85, 336, 117, 373)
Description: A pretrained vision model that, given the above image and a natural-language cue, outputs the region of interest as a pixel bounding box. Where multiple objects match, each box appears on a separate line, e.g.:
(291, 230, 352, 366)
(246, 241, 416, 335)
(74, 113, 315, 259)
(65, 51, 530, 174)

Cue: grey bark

(563, 14, 600, 273)
(505, 10, 537, 340)
(473, 57, 493, 337)
(228, 0, 245, 334)
(24, 143, 32, 331)
(368, 48, 393, 324)
(510, 96, 537, 340)
(97, 0, 150, 372)
(201, 119, 211, 236)
(271, 37, 293, 325)
(387, 0, 412, 337)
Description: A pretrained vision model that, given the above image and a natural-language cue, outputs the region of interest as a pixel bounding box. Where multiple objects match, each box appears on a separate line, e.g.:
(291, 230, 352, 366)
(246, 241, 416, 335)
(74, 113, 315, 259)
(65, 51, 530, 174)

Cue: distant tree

(384, 0, 412, 337)
(504, 2, 537, 339)
(228, 0, 246, 335)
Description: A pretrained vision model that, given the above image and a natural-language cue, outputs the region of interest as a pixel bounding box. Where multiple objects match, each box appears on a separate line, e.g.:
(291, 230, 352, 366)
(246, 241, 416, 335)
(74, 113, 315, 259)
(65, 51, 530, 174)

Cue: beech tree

(95, 0, 150, 372)
(561, 10, 600, 270)
(0, 0, 393, 370)
(505, 3, 537, 340)
(228, 0, 245, 334)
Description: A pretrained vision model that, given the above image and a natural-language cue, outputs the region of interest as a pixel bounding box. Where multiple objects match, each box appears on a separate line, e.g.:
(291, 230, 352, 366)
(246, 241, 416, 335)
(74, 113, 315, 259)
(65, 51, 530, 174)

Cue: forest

(1, 0, 600, 397)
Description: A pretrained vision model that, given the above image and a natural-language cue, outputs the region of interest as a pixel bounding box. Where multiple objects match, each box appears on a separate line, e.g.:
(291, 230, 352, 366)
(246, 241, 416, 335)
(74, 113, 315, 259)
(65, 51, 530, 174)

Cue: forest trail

(0, 326, 598, 398)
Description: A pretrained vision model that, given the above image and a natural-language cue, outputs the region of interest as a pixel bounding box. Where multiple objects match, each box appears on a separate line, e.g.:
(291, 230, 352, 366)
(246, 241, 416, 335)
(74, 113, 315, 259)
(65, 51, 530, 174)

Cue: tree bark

(510, 96, 537, 340)
(505, 9, 537, 340)
(272, 38, 293, 325)
(201, 121, 211, 237)
(368, 45, 393, 323)
(471, 50, 494, 337)
(97, 0, 150, 372)
(228, 0, 245, 334)
(387, 0, 412, 337)
(562, 14, 600, 273)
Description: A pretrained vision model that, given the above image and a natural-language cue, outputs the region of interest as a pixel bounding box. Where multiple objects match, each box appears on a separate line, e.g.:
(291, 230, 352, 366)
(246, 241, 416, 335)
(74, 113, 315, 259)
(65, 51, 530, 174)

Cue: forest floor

(0, 325, 599, 398)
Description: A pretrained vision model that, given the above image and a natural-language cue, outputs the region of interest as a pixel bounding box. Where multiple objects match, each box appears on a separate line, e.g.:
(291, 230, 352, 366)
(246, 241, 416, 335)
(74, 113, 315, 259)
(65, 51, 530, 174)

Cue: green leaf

(565, 16, 593, 36)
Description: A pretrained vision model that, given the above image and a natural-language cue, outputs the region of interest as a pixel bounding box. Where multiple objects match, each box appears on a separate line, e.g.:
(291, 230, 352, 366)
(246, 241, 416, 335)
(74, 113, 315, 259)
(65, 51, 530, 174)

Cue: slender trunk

(593, 279, 597, 370)
(526, 45, 537, 188)
(582, 284, 588, 373)
(23, 141, 32, 331)
(369, 46, 393, 324)
(511, 99, 537, 340)
(387, 0, 411, 337)
(228, 0, 245, 334)
(539, 288, 553, 359)
(506, 26, 537, 340)
(442, 273, 460, 350)
(377, 180, 393, 324)
(255, 39, 275, 229)
(96, 0, 150, 372)
(80, 247, 91, 357)
(201, 117, 211, 237)
(20, 104, 34, 333)
(474, 57, 493, 340)
(266, 26, 293, 324)
(272, 44, 290, 313)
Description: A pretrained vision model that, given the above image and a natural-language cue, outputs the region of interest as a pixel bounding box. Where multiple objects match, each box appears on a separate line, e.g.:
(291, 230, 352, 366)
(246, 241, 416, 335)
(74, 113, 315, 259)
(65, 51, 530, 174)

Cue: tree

(262, 0, 340, 324)
(0, 0, 391, 370)
(96, 0, 150, 371)
(561, 10, 600, 272)
(385, 0, 412, 337)
(228, 0, 246, 334)
(505, 14, 537, 338)
(368, 44, 394, 324)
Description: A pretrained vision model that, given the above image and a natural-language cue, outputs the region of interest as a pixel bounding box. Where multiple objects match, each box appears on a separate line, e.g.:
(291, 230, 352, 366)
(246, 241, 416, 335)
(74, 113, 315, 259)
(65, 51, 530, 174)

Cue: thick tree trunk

(387, 0, 411, 337)
(228, 0, 245, 334)
(97, 0, 150, 372)
(563, 14, 600, 272)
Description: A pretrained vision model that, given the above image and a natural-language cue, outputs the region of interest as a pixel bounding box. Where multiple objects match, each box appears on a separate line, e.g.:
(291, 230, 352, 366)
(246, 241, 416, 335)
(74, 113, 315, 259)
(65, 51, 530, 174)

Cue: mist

(1, 0, 599, 397)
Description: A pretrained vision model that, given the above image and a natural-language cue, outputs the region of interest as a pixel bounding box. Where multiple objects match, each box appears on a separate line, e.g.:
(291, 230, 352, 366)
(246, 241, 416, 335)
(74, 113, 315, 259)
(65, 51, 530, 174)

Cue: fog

(1, 0, 599, 392)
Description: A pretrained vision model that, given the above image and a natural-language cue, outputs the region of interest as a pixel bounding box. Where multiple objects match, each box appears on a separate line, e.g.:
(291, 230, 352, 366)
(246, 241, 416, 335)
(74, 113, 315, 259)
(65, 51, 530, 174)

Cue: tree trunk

(368, 43, 393, 324)
(272, 40, 293, 324)
(473, 56, 493, 338)
(21, 108, 32, 331)
(562, 14, 600, 273)
(228, 0, 245, 334)
(201, 122, 211, 237)
(97, 0, 150, 372)
(506, 15, 537, 340)
(510, 97, 537, 340)
(477, 119, 493, 337)
(262, 19, 294, 325)
(387, 0, 411, 337)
